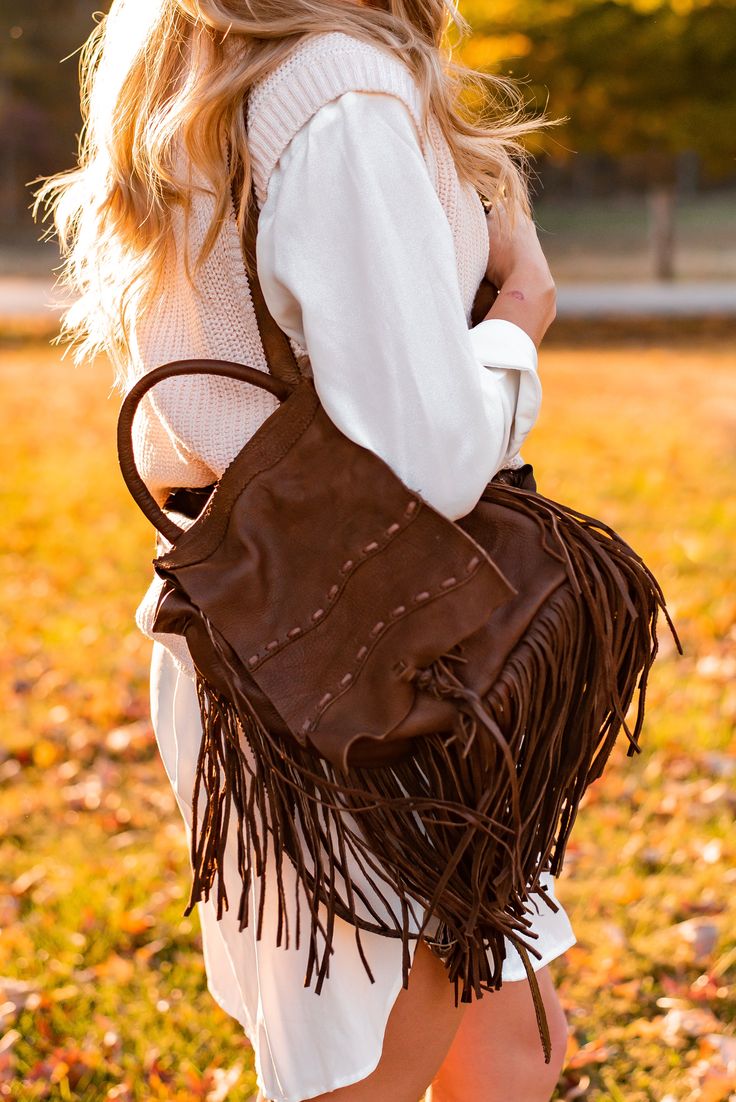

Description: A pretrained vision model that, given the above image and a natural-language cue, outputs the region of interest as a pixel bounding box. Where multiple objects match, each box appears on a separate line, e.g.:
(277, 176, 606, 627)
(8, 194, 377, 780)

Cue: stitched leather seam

(246, 500, 423, 669)
(302, 556, 487, 734)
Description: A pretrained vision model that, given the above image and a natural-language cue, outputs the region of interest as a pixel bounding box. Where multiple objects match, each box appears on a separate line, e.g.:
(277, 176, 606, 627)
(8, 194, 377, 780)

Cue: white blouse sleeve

(255, 90, 542, 521)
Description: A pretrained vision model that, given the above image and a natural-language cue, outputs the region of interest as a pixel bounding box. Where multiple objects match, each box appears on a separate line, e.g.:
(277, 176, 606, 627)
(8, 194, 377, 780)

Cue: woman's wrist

(484, 263, 557, 348)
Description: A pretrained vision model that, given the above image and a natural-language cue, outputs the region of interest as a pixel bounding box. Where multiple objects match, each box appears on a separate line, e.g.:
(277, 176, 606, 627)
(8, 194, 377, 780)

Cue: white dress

(147, 91, 577, 1102)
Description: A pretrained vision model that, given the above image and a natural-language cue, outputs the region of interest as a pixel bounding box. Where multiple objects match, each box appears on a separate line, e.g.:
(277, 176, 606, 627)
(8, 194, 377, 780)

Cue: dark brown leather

(147, 373, 518, 769)
(116, 172, 682, 1063)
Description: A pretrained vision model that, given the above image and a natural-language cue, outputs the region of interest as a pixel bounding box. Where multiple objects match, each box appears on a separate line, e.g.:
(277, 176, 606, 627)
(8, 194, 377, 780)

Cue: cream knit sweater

(130, 31, 518, 679)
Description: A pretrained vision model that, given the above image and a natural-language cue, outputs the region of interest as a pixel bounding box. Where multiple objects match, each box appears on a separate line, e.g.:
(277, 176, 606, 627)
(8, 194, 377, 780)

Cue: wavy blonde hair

(33, 0, 549, 390)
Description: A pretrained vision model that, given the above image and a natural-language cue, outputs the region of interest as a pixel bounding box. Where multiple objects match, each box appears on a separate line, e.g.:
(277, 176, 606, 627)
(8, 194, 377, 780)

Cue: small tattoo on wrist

(502, 289, 526, 301)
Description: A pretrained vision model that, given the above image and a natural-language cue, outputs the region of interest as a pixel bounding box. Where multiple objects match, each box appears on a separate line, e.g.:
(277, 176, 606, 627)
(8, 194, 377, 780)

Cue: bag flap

(153, 385, 517, 769)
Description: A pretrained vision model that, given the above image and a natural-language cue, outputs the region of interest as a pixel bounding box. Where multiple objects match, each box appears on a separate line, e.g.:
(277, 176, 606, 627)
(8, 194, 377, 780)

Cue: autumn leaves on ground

(1, 332, 734, 1102)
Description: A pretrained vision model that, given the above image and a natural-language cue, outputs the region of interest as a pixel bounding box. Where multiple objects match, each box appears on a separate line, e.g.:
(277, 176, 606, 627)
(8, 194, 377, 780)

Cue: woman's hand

(483, 201, 557, 348)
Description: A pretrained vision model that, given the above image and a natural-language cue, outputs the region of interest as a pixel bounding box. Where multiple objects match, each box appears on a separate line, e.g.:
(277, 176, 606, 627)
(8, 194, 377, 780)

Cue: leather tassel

(182, 649, 559, 1061)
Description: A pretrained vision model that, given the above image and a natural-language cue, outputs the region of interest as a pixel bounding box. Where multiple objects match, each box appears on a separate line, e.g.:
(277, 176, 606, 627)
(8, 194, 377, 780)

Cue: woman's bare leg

(257, 951, 567, 1102)
(260, 940, 468, 1102)
(427, 965, 569, 1102)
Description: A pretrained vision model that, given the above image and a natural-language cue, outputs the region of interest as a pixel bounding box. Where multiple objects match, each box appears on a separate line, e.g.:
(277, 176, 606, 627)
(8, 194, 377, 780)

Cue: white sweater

(129, 32, 542, 680)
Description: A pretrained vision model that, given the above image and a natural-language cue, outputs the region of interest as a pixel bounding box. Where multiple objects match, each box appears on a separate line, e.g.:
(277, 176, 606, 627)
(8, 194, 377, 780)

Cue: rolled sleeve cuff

(468, 317, 543, 463)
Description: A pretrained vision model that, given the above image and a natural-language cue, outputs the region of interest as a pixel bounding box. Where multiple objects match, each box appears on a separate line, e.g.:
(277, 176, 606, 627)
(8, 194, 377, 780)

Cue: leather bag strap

(228, 105, 301, 387)
(241, 172, 302, 388)
(117, 142, 303, 544)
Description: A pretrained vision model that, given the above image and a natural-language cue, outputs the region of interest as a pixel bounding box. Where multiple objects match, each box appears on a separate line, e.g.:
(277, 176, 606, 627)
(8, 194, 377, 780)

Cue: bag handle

(117, 358, 295, 545)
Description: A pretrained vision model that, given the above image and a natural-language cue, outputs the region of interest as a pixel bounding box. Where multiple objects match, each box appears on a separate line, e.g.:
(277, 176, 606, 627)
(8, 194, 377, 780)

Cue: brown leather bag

(117, 192, 681, 1061)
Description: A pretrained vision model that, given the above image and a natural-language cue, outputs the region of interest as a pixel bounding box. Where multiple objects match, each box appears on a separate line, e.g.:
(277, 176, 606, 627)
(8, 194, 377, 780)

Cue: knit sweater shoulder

(130, 30, 491, 679)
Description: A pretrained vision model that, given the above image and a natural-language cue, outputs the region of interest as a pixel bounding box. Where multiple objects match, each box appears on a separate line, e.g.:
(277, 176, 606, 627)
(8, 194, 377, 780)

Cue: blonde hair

(32, 0, 549, 390)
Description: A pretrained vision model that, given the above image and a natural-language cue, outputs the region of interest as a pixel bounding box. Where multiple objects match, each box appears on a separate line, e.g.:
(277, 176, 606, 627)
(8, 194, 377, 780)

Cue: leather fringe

(180, 486, 681, 1066)
(182, 664, 557, 1058)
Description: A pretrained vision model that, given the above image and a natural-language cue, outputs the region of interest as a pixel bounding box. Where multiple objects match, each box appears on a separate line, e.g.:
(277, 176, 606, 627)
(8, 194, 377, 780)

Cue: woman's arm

(483, 201, 557, 347)
(255, 89, 544, 520)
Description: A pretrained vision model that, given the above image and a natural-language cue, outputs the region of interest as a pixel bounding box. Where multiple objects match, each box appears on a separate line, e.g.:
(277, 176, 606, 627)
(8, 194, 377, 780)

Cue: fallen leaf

(119, 910, 155, 936)
(50, 985, 79, 1003)
(704, 1033, 736, 1070)
(701, 840, 723, 864)
(32, 739, 61, 768)
(0, 1030, 20, 1055)
(10, 865, 47, 895)
(93, 954, 136, 983)
(672, 919, 720, 959)
(206, 1063, 245, 1102)
(661, 1007, 725, 1044)
(0, 978, 41, 1012)
(692, 1069, 736, 1102)
(566, 1039, 613, 1068)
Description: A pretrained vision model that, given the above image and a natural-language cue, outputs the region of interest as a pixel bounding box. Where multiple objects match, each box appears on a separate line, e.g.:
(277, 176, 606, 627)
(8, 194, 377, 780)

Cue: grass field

(1, 333, 735, 1101)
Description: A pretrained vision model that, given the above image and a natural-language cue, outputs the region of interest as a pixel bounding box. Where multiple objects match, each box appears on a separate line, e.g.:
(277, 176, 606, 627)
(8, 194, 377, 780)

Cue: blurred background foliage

(457, 0, 736, 277)
(0, 2, 96, 226)
(1, 0, 735, 278)
(459, 0, 736, 175)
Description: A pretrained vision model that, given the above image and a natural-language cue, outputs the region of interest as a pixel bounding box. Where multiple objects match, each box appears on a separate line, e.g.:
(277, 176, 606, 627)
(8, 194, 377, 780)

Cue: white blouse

(255, 89, 542, 522)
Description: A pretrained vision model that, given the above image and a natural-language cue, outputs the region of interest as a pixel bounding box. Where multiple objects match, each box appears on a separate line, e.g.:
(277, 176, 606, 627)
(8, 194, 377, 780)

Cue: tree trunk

(648, 186, 677, 281)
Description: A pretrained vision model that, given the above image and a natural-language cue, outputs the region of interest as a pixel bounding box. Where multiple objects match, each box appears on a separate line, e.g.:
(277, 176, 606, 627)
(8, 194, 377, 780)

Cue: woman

(35, 1, 574, 1099)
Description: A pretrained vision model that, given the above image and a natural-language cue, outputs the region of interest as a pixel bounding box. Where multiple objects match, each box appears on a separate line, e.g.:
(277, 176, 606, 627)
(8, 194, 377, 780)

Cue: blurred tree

(0, 1, 99, 231)
(458, 0, 736, 279)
